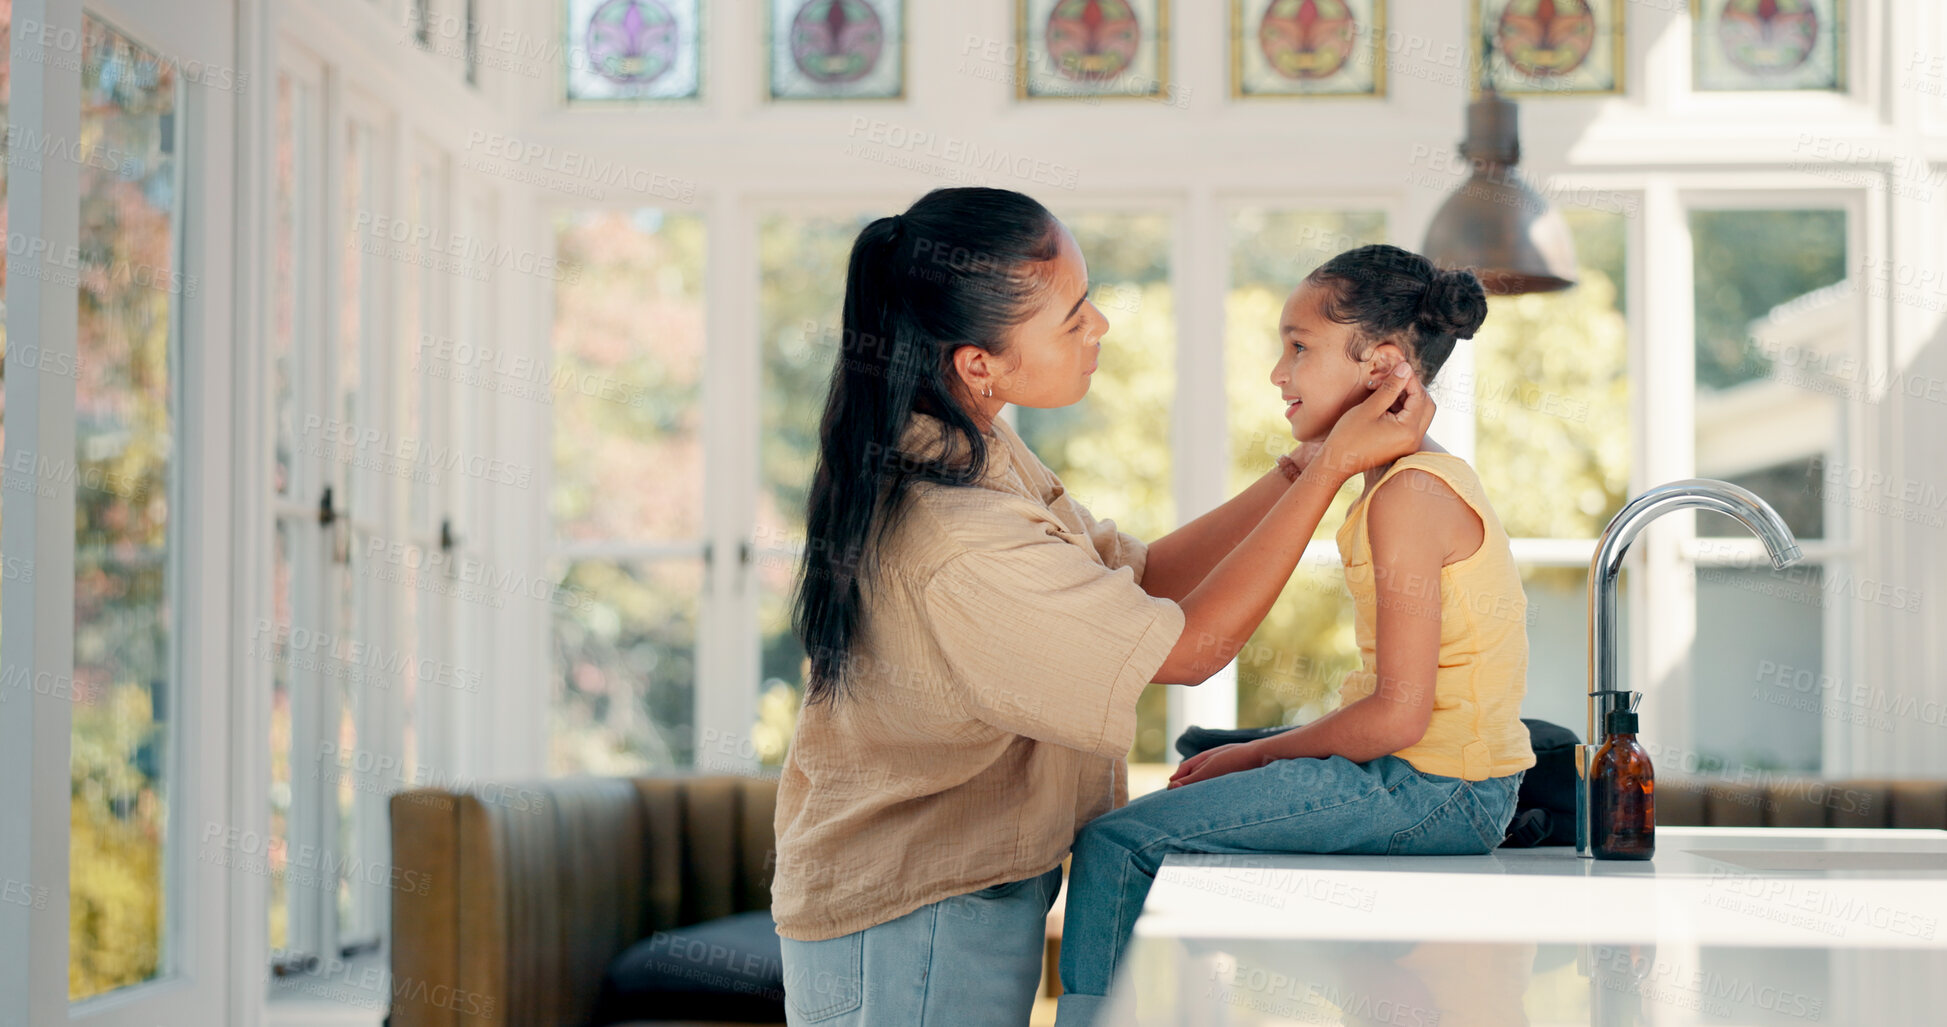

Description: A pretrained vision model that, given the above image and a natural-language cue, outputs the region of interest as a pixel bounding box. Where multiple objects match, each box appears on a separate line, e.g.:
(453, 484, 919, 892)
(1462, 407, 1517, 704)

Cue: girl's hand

(1312, 364, 1435, 480)
(1166, 741, 1272, 789)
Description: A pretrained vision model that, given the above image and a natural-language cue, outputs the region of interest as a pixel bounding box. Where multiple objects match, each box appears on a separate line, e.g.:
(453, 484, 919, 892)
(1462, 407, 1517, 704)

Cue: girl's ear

(1366, 340, 1409, 378)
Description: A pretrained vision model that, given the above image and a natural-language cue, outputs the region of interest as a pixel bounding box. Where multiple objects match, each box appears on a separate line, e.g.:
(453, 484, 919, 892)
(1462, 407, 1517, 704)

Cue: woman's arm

(1165, 469, 1466, 789)
(1137, 441, 1322, 603)
(1148, 367, 1431, 686)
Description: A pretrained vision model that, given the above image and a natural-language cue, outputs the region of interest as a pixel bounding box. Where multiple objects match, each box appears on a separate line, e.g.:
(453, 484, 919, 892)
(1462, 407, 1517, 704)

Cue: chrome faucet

(1576, 479, 1803, 858)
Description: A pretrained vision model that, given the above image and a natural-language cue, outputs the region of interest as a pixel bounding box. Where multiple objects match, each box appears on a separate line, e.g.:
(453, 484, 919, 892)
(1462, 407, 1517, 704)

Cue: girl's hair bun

(1417, 268, 1488, 340)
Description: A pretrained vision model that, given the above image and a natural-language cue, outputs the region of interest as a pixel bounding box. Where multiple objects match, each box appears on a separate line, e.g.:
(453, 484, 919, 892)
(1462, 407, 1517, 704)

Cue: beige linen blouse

(770, 410, 1187, 941)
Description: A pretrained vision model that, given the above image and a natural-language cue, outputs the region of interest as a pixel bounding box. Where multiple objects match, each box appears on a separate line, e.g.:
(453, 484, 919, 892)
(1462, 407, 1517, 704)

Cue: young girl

(1053, 244, 1536, 1025)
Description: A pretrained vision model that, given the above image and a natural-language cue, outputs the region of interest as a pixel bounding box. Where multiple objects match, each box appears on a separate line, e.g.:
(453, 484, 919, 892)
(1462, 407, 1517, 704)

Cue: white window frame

(4, 0, 240, 1023)
(1656, 182, 1875, 773)
(533, 192, 730, 774)
(236, 2, 541, 1025)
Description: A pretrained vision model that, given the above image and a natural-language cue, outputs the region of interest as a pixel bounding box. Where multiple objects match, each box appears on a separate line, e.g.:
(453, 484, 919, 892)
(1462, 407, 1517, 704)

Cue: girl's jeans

(779, 862, 1064, 1025)
(1053, 754, 1524, 1026)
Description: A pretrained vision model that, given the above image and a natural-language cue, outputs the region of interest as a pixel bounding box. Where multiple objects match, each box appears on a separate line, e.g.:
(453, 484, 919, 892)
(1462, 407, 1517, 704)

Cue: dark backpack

(1171, 717, 1581, 848)
(1500, 718, 1579, 847)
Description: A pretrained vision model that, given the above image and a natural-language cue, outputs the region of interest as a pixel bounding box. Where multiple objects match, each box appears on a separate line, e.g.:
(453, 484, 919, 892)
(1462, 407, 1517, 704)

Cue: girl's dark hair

(793, 187, 1061, 704)
(1304, 244, 1488, 386)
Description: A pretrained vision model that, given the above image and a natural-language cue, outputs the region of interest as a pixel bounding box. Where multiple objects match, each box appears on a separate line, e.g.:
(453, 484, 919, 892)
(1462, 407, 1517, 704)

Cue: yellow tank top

(1333, 452, 1535, 781)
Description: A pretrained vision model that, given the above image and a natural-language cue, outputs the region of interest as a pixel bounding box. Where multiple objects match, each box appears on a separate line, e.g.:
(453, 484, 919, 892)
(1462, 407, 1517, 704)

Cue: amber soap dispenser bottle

(1591, 706, 1654, 860)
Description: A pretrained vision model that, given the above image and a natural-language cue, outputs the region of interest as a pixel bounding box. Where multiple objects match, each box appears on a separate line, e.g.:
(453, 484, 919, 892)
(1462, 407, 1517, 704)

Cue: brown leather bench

(388, 775, 781, 1027)
(388, 773, 1947, 1025)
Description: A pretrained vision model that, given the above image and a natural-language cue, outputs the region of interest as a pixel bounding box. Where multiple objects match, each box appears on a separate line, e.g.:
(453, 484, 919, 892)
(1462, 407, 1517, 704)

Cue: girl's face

(1270, 280, 1402, 442)
(960, 223, 1107, 419)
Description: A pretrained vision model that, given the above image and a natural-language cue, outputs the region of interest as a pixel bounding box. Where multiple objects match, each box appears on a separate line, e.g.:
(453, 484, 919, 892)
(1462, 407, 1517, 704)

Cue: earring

(983, 383, 993, 398)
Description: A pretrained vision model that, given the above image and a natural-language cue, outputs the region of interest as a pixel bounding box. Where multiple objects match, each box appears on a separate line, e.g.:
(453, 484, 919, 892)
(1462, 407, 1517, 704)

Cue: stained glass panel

(565, 0, 702, 102)
(1018, 0, 1170, 101)
(770, 0, 903, 100)
(1474, 0, 1622, 97)
(1693, 0, 1843, 92)
(1231, 0, 1383, 98)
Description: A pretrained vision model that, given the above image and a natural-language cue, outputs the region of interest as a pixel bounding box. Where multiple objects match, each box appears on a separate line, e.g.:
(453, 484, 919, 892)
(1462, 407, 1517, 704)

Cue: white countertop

(1096, 827, 1947, 1025)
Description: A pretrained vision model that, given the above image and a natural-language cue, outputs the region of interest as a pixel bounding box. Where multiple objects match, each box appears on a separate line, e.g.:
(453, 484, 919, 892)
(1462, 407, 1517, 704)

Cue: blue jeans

(1053, 754, 1523, 1026)
(779, 862, 1064, 1025)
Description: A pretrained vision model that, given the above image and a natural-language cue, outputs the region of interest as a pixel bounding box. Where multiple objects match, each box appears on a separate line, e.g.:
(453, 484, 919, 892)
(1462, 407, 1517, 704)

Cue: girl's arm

(1168, 468, 1473, 787)
(1138, 441, 1325, 603)
(1147, 368, 1433, 686)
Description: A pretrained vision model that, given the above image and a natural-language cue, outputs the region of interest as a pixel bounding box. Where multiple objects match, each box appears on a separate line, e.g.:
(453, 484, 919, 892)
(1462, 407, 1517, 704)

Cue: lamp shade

(1421, 91, 1578, 295)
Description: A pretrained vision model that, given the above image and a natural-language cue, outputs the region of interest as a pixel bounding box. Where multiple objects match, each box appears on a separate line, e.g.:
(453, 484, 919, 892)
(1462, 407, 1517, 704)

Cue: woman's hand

(1312, 363, 1435, 481)
(1166, 741, 1273, 790)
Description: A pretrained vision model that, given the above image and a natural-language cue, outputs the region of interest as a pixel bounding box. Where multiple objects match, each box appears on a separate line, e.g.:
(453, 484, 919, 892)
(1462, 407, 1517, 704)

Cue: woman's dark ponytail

(1305, 244, 1487, 386)
(793, 188, 1060, 705)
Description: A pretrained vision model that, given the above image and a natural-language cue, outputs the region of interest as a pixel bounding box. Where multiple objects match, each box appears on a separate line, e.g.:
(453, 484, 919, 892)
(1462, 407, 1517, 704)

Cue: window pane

(266, 519, 294, 955)
(754, 212, 873, 759)
(1692, 565, 1826, 774)
(550, 209, 706, 543)
(1691, 209, 1847, 538)
(550, 208, 705, 776)
(333, 551, 362, 941)
(266, 68, 309, 957)
(339, 120, 371, 521)
(70, 15, 180, 999)
(1473, 209, 1631, 537)
(272, 72, 311, 497)
(401, 159, 431, 534)
(1226, 210, 1384, 732)
(551, 559, 701, 774)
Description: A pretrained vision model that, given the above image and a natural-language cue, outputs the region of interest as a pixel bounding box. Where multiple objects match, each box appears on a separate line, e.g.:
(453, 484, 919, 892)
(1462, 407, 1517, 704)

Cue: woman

(773, 187, 1433, 1026)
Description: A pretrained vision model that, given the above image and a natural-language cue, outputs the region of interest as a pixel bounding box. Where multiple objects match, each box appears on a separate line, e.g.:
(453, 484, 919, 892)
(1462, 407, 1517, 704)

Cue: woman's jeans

(1053, 754, 1523, 1026)
(779, 862, 1064, 1025)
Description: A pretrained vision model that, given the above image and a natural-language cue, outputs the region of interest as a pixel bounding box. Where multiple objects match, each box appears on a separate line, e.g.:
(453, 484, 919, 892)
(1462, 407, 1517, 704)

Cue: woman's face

(961, 222, 1107, 417)
(1269, 280, 1398, 442)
